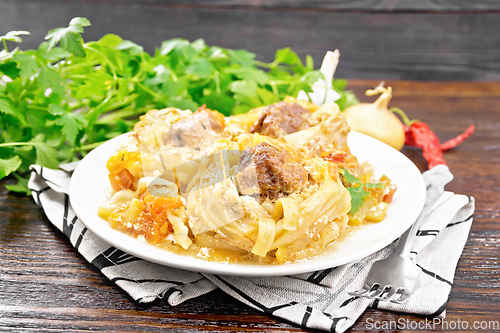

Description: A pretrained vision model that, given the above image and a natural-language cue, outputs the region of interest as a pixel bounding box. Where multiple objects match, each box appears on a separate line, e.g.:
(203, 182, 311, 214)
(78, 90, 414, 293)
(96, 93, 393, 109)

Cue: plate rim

(69, 131, 426, 276)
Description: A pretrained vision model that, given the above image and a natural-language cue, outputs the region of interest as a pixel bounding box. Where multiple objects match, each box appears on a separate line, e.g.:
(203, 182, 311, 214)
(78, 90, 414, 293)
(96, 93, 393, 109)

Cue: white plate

(70, 131, 425, 276)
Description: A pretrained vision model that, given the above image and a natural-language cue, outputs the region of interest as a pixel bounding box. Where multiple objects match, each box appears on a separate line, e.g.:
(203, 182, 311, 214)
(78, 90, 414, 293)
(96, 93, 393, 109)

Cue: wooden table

(1, 80, 499, 332)
(2, 0, 500, 81)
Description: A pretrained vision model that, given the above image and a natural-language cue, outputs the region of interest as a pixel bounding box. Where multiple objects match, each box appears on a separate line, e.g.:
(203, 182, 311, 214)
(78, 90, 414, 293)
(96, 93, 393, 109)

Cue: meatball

(165, 109, 224, 149)
(234, 142, 308, 201)
(250, 101, 310, 138)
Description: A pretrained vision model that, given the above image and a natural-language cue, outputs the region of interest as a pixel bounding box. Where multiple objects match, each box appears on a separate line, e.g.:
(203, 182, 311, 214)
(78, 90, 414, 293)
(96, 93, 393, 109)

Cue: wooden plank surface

(1, 80, 499, 332)
(1, 0, 500, 80)
(7, 0, 500, 12)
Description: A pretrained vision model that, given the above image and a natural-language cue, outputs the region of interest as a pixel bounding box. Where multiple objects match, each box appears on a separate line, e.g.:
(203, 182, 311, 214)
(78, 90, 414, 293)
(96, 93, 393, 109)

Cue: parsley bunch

(0, 17, 354, 194)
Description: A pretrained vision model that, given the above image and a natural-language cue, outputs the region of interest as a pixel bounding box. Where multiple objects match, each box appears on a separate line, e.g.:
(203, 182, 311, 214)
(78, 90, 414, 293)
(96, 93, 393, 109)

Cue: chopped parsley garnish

(341, 167, 385, 215)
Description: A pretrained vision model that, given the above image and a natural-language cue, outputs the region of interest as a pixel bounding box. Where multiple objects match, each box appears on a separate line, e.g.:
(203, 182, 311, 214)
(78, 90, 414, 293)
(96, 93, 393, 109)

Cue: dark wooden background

(1, 2, 500, 332)
(1, 0, 500, 80)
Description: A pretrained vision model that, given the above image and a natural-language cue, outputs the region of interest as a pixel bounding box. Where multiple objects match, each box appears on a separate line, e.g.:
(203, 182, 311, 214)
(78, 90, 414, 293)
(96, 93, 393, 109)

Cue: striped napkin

(28, 163, 474, 332)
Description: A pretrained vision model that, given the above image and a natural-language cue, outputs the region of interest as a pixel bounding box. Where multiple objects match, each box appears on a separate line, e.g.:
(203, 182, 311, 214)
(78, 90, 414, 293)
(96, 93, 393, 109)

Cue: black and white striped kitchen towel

(28, 163, 474, 333)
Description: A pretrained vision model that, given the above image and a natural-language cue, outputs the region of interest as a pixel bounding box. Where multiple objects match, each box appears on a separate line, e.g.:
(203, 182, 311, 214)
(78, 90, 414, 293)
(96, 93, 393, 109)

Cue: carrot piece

(321, 151, 348, 164)
(106, 150, 141, 191)
(143, 193, 184, 218)
(106, 150, 140, 174)
(108, 169, 135, 192)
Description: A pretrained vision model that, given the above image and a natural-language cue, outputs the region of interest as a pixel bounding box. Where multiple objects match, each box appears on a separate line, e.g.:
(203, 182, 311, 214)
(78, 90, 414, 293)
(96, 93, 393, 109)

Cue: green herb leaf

(347, 186, 370, 215)
(160, 38, 189, 56)
(186, 58, 214, 78)
(56, 112, 88, 144)
(47, 103, 66, 116)
(37, 42, 72, 61)
(162, 77, 188, 96)
(116, 40, 144, 56)
(199, 93, 234, 116)
(341, 167, 361, 184)
(0, 156, 22, 181)
(45, 17, 90, 57)
(228, 49, 255, 67)
(69, 17, 91, 28)
(229, 80, 260, 106)
(0, 31, 30, 44)
(274, 47, 303, 67)
(0, 49, 17, 62)
(28, 134, 60, 169)
(13, 53, 39, 80)
(227, 67, 268, 85)
(0, 96, 18, 115)
(257, 87, 279, 105)
(34, 144, 60, 169)
(335, 90, 360, 110)
(0, 96, 25, 124)
(332, 79, 359, 110)
(341, 167, 367, 214)
(5, 173, 31, 195)
(48, 104, 88, 143)
(38, 65, 66, 98)
(341, 167, 384, 215)
(332, 78, 347, 91)
(167, 97, 199, 111)
(0, 17, 356, 195)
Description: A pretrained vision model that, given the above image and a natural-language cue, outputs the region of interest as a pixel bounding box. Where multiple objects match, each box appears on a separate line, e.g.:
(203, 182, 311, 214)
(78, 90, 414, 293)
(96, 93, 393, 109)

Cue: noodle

(98, 99, 396, 264)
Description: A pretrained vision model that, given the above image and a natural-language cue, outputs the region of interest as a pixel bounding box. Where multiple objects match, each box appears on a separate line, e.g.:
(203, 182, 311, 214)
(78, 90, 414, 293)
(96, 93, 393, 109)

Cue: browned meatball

(165, 109, 224, 149)
(234, 142, 308, 201)
(250, 101, 310, 138)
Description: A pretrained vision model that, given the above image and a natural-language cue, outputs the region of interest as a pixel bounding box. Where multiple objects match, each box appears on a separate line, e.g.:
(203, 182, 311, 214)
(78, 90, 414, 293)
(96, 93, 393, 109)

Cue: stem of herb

(0, 142, 46, 148)
(83, 45, 117, 80)
(60, 60, 99, 73)
(72, 141, 105, 151)
(214, 71, 221, 94)
(27, 105, 49, 112)
(254, 60, 274, 68)
(136, 82, 161, 99)
(269, 81, 279, 96)
(96, 109, 144, 124)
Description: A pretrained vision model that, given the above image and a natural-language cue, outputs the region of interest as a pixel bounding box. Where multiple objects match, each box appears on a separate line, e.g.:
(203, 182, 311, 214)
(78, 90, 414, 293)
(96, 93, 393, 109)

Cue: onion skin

(343, 86, 405, 151)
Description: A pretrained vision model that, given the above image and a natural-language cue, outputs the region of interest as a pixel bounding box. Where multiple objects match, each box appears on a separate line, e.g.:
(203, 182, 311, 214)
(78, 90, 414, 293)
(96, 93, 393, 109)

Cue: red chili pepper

(404, 124, 417, 147)
(406, 122, 446, 169)
(404, 122, 474, 169)
(392, 107, 474, 169)
(440, 124, 475, 151)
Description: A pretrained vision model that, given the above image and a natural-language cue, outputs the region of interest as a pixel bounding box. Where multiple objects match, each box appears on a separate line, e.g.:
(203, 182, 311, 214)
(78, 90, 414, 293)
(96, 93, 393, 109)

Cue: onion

(343, 85, 405, 150)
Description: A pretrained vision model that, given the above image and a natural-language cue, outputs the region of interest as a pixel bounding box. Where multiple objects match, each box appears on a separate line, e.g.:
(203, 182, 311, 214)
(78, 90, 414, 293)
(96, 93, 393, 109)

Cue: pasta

(98, 100, 397, 264)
